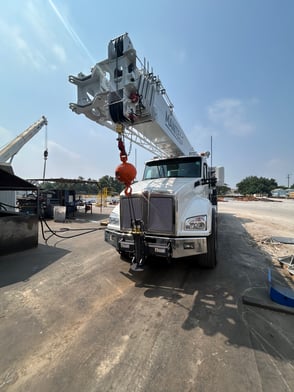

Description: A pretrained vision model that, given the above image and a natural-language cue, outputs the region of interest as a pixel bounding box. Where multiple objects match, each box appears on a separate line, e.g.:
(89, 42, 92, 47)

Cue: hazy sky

(0, 0, 293, 188)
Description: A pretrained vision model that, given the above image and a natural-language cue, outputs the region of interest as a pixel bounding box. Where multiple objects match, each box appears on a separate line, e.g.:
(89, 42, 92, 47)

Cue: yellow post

(103, 187, 108, 207)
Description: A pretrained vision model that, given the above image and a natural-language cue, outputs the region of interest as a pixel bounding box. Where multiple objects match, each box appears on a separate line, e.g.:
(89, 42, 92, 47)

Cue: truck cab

(105, 153, 220, 269)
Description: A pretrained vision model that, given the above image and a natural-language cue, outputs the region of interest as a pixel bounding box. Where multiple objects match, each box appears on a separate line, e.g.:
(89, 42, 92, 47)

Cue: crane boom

(69, 33, 194, 157)
(0, 116, 48, 164)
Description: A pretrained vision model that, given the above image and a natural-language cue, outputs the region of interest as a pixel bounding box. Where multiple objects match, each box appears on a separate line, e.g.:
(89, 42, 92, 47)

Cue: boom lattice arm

(69, 33, 194, 158)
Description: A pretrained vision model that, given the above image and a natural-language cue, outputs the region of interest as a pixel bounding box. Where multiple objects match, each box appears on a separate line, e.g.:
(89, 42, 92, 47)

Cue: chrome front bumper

(105, 229, 207, 259)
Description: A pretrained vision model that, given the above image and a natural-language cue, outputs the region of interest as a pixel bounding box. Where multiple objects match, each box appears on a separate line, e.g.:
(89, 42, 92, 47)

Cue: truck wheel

(119, 251, 131, 261)
(198, 212, 217, 269)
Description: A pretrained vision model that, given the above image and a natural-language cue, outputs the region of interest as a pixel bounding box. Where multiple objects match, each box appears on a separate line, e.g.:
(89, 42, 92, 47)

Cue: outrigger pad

(268, 268, 294, 308)
(130, 262, 145, 272)
(271, 236, 294, 245)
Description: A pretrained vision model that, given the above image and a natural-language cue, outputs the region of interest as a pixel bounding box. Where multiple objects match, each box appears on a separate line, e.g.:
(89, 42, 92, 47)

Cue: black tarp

(0, 166, 39, 255)
(0, 167, 37, 191)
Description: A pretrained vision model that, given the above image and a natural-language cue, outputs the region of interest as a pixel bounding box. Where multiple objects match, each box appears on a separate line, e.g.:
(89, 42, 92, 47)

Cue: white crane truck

(69, 33, 224, 270)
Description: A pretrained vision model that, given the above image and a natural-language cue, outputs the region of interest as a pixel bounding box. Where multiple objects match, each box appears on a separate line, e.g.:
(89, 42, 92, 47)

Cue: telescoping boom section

(0, 116, 48, 164)
(69, 33, 194, 158)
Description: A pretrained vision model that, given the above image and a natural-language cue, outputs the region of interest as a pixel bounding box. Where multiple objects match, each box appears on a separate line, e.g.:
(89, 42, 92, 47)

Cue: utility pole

(286, 174, 291, 188)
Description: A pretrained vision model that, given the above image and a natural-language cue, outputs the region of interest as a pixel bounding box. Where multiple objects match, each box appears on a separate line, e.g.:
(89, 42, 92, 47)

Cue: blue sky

(0, 0, 293, 188)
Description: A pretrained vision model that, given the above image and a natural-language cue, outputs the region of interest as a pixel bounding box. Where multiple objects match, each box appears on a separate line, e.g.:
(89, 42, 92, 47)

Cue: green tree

(237, 176, 277, 196)
(98, 175, 124, 195)
(38, 175, 124, 195)
(217, 184, 231, 196)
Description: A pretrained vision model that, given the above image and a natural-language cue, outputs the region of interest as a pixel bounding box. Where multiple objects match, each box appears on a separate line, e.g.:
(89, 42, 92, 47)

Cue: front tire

(119, 251, 131, 262)
(198, 211, 217, 269)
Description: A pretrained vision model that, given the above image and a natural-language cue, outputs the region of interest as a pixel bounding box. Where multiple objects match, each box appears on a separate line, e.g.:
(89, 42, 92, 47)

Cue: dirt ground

(220, 198, 294, 282)
(0, 200, 293, 392)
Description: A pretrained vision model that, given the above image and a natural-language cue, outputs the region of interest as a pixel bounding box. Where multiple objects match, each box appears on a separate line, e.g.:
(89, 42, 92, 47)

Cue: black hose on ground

(39, 216, 103, 244)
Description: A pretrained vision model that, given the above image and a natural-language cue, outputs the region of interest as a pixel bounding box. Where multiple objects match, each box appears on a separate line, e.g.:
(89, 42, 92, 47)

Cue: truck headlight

(185, 215, 207, 231)
(108, 213, 119, 226)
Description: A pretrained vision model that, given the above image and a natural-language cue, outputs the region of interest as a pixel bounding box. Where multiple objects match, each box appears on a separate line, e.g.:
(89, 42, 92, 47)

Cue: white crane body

(0, 116, 47, 212)
(69, 34, 224, 270)
(69, 34, 193, 158)
(0, 116, 47, 164)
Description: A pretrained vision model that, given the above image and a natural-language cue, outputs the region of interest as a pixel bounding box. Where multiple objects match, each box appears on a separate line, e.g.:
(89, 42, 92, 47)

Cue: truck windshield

(143, 157, 202, 180)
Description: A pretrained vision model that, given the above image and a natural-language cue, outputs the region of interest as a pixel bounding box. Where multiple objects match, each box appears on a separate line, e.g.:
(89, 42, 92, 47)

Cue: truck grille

(120, 196, 145, 231)
(120, 194, 175, 234)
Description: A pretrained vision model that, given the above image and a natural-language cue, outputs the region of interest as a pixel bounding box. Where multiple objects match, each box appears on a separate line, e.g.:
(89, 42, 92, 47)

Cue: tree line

(236, 176, 294, 196)
(35, 175, 124, 196)
(35, 174, 293, 197)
